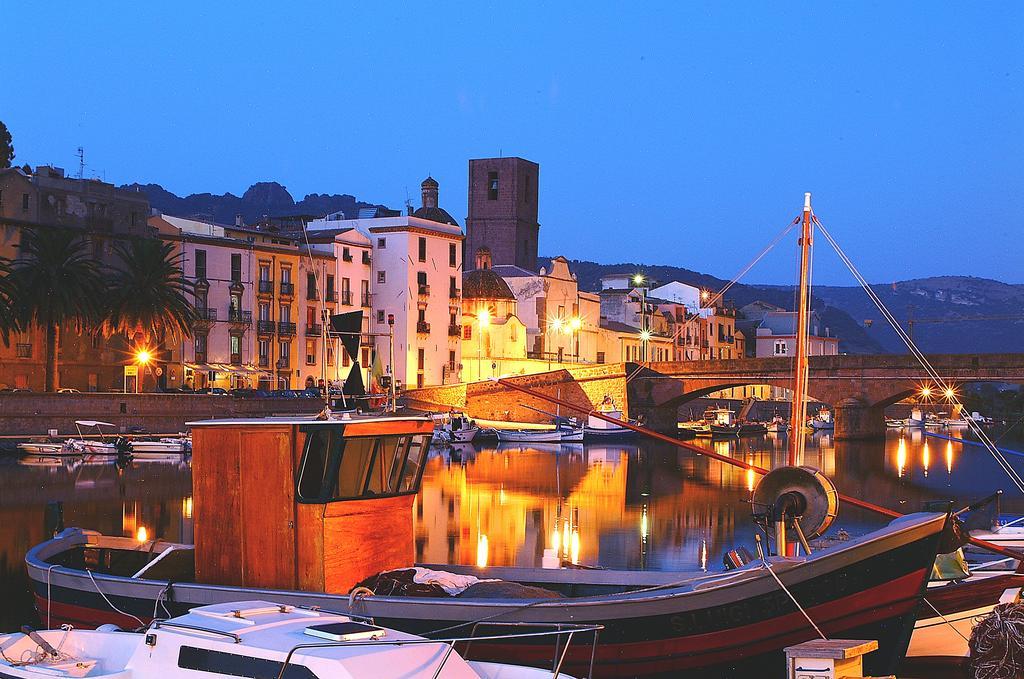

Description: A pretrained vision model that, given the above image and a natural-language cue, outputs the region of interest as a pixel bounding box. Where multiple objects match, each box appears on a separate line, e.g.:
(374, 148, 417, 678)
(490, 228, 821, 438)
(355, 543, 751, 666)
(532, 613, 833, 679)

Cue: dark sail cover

(343, 363, 365, 396)
(330, 311, 363, 361)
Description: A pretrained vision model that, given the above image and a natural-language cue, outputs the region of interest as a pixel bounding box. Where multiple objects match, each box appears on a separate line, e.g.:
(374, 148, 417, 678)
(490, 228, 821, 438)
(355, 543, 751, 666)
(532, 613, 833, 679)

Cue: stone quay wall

(0, 393, 322, 436)
(404, 363, 628, 424)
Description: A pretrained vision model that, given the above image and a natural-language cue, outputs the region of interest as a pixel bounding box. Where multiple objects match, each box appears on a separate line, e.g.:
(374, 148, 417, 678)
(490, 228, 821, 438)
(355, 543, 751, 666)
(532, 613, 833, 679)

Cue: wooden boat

(24, 412, 952, 678)
(443, 413, 481, 443)
(0, 599, 593, 679)
(495, 422, 583, 443)
(694, 408, 741, 438)
(765, 415, 789, 433)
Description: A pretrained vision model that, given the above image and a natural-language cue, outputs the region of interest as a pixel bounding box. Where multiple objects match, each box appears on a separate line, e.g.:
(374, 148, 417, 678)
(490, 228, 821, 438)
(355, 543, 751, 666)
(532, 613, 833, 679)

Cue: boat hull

(495, 428, 583, 444)
(27, 514, 947, 678)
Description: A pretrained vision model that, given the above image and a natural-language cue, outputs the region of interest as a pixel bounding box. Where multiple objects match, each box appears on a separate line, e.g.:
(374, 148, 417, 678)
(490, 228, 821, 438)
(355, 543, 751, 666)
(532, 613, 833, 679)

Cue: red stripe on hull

(34, 594, 152, 630)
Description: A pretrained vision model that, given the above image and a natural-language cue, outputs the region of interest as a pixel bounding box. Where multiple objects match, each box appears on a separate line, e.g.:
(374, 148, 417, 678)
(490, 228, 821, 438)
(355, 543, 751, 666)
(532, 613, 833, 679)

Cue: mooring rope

(85, 568, 145, 629)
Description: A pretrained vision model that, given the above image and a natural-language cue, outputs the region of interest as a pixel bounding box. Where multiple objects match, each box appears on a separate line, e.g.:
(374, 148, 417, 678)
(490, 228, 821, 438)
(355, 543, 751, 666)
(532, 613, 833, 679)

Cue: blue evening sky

(2, 3, 1021, 285)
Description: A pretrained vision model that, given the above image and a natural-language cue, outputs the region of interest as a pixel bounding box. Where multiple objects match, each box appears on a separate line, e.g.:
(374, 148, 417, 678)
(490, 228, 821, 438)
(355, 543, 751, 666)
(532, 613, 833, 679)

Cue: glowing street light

(920, 386, 932, 398)
(639, 330, 652, 342)
(633, 274, 645, 286)
(135, 350, 152, 365)
(700, 289, 711, 302)
(569, 317, 582, 332)
(944, 387, 956, 400)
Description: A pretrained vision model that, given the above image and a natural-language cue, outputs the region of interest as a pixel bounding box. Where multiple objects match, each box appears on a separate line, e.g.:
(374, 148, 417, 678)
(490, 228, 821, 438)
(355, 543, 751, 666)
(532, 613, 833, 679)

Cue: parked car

(268, 389, 298, 398)
(230, 388, 257, 398)
(197, 387, 229, 396)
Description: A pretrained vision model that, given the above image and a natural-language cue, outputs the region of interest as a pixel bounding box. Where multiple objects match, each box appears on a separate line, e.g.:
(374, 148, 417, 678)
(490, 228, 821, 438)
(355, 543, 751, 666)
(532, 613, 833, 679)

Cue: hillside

(121, 181, 390, 225)
(545, 258, 1024, 355)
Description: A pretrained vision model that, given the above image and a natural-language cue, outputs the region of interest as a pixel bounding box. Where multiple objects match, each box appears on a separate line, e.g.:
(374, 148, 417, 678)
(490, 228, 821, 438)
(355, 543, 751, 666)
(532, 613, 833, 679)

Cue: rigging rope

(814, 218, 1024, 495)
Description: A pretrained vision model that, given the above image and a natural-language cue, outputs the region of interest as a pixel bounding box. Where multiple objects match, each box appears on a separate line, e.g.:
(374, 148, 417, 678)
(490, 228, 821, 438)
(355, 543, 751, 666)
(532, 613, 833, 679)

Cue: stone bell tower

(465, 157, 539, 271)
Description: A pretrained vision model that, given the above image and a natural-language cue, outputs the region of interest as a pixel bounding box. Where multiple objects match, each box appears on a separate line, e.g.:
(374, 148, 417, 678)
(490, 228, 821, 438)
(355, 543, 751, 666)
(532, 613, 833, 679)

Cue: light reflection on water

(1, 428, 1022, 630)
(413, 429, 1024, 573)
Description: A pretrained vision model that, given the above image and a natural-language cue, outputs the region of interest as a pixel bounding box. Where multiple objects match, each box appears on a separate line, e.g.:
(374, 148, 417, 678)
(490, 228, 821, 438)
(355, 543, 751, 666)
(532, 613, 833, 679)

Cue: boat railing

(151, 620, 242, 643)
(275, 621, 603, 679)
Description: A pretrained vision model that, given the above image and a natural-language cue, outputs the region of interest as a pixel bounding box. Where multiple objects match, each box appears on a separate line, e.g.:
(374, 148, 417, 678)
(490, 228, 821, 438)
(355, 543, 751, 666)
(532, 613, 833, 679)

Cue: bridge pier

(834, 397, 886, 440)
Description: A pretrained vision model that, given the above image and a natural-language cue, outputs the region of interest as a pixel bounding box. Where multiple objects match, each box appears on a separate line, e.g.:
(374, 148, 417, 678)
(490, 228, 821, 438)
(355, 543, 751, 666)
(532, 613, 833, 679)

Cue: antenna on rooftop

(76, 147, 85, 179)
(404, 186, 413, 216)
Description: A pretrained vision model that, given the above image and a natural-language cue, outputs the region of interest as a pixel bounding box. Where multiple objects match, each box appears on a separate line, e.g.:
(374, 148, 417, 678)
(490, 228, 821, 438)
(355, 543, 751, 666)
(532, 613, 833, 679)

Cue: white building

(648, 281, 703, 314)
(309, 178, 464, 389)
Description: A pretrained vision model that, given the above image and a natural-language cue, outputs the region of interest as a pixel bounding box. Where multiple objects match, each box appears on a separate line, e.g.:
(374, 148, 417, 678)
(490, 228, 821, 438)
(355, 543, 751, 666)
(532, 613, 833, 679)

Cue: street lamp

(568, 316, 582, 362)
(633, 275, 648, 362)
(477, 307, 490, 380)
(135, 349, 152, 394)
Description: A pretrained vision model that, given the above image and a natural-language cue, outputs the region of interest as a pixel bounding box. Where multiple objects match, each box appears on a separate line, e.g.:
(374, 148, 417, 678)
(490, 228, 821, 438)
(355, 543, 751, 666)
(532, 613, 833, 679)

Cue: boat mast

(788, 192, 814, 466)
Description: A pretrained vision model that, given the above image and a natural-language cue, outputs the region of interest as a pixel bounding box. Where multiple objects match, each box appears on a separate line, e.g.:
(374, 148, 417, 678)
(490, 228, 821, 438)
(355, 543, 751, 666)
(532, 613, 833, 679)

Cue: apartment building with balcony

(0, 166, 151, 391)
(308, 177, 463, 389)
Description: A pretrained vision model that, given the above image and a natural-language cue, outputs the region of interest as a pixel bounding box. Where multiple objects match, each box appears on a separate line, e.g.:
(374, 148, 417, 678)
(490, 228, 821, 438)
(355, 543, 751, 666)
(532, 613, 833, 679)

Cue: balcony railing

(16, 343, 32, 358)
(416, 321, 431, 334)
(326, 290, 337, 303)
(230, 353, 242, 365)
(340, 290, 352, 305)
(278, 322, 297, 336)
(449, 288, 460, 299)
(276, 357, 290, 369)
(362, 252, 371, 265)
(258, 355, 269, 367)
(342, 252, 353, 262)
(306, 323, 323, 336)
(258, 280, 274, 294)
(280, 282, 295, 296)
(448, 324, 461, 337)
(193, 308, 218, 325)
(306, 289, 319, 301)
(228, 309, 252, 325)
(257, 320, 276, 334)
(418, 284, 430, 296)
(361, 293, 372, 307)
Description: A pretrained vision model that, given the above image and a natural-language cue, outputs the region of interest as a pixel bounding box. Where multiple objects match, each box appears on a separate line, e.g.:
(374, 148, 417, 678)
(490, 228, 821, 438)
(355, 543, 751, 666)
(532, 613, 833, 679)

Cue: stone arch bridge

(627, 354, 1024, 439)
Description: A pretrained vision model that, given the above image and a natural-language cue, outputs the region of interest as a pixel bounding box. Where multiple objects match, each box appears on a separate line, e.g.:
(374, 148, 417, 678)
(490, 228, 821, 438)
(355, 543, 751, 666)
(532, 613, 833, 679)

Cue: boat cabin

(704, 408, 735, 427)
(189, 415, 434, 594)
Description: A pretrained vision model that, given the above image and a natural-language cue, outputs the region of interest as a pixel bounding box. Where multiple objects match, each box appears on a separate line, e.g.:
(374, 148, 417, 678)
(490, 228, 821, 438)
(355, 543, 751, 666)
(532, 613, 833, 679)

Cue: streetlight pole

(633, 274, 647, 363)
(387, 314, 396, 412)
(477, 308, 490, 381)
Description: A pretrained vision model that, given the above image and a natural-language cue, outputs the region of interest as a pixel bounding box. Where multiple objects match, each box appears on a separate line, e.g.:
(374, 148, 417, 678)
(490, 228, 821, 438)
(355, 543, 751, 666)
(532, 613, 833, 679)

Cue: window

(307, 306, 317, 326)
(194, 334, 207, 356)
(22, 193, 30, 211)
(597, 351, 606, 364)
(377, 237, 386, 248)
(377, 271, 386, 284)
(448, 350, 456, 372)
(326, 274, 336, 300)
(417, 308, 426, 324)
(259, 263, 271, 281)
(417, 348, 425, 370)
(306, 339, 316, 365)
(295, 427, 429, 503)
(307, 272, 317, 299)
(178, 646, 319, 679)
(230, 254, 241, 282)
(327, 344, 334, 366)
(376, 310, 385, 323)
(464, 325, 472, 340)
(258, 303, 270, 321)
(279, 341, 290, 358)
(362, 347, 370, 366)
(258, 339, 269, 360)
(342, 247, 351, 261)
(449, 243, 457, 267)
(281, 266, 292, 283)
(194, 250, 207, 279)
(449, 276, 457, 296)
(418, 237, 427, 262)
(774, 340, 788, 356)
(279, 305, 290, 323)
(487, 171, 498, 200)
(230, 293, 241, 312)
(130, 211, 137, 228)
(417, 271, 427, 288)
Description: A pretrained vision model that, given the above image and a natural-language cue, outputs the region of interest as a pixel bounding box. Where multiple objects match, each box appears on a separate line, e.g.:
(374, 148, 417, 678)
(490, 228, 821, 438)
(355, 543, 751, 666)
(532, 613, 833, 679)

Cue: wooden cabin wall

(193, 425, 298, 589)
(322, 494, 416, 594)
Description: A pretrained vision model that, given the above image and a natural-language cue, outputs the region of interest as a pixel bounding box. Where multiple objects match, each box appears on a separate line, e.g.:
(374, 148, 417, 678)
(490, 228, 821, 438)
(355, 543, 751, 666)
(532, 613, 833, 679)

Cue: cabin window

(295, 426, 429, 503)
(178, 646, 319, 679)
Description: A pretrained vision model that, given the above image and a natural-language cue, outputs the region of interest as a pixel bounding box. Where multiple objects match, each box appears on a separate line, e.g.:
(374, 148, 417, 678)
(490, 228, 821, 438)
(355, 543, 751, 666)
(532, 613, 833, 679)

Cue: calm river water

(2, 427, 1023, 631)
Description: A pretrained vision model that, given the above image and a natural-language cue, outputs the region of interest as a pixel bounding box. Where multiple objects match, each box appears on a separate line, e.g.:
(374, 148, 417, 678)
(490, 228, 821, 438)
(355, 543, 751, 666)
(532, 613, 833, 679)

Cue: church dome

(413, 175, 459, 226)
(463, 268, 515, 301)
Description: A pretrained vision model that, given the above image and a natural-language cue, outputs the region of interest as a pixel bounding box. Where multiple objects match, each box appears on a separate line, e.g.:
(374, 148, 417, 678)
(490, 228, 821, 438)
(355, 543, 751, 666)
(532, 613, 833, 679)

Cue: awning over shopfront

(184, 363, 271, 377)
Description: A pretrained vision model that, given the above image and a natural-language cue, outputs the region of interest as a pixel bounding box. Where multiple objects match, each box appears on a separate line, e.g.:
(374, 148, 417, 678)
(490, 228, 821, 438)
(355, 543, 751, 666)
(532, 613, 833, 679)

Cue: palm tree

(0, 256, 18, 345)
(10, 228, 106, 391)
(106, 239, 195, 376)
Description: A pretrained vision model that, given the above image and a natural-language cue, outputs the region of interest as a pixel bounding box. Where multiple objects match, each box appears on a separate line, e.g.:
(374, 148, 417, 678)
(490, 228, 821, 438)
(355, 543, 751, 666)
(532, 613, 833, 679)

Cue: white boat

(584, 398, 637, 440)
(496, 421, 583, 443)
(808, 408, 834, 431)
(130, 437, 192, 456)
(765, 415, 788, 433)
(17, 441, 73, 455)
(442, 413, 480, 443)
(67, 421, 128, 455)
(0, 599, 590, 679)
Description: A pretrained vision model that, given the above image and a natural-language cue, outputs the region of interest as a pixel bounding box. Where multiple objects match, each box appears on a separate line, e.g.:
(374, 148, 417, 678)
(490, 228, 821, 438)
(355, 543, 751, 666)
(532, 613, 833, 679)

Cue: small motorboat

(129, 437, 192, 456)
(496, 420, 583, 443)
(808, 408, 834, 431)
(584, 397, 638, 440)
(441, 413, 481, 443)
(17, 441, 73, 455)
(765, 415, 788, 433)
(885, 418, 905, 429)
(68, 421, 130, 455)
(0, 600, 593, 679)
(694, 408, 741, 438)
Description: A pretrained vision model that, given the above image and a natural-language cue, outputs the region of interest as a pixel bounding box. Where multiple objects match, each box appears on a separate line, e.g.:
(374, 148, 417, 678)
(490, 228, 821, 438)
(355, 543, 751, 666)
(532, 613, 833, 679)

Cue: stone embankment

(0, 393, 322, 436)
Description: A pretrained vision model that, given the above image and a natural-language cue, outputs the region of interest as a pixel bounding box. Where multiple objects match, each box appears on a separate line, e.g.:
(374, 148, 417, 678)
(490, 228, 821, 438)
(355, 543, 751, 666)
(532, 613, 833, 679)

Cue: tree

(0, 257, 18, 346)
(0, 121, 13, 169)
(106, 238, 195, 361)
(10, 228, 106, 391)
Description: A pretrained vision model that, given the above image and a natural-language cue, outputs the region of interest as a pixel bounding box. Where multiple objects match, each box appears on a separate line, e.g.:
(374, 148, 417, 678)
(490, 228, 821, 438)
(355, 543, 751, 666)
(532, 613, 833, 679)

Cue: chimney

(235, 214, 243, 227)
(421, 176, 439, 209)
